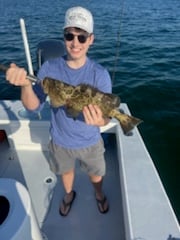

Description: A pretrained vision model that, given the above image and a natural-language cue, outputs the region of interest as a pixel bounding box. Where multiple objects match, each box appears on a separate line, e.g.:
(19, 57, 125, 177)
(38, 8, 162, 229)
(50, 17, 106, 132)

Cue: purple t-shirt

(34, 56, 112, 149)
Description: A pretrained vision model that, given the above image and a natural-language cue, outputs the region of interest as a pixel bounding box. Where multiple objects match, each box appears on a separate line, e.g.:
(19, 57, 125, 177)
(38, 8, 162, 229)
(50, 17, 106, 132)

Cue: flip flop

(96, 196, 109, 214)
(59, 191, 76, 216)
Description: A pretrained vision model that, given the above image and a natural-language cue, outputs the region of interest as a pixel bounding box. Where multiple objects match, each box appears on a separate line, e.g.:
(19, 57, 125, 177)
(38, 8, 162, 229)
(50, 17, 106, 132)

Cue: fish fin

(66, 107, 80, 119)
(119, 115, 142, 135)
(111, 109, 143, 134)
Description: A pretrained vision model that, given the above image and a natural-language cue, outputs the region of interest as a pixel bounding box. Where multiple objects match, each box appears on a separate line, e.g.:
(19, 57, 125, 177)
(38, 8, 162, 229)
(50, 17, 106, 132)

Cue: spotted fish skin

(42, 77, 142, 134)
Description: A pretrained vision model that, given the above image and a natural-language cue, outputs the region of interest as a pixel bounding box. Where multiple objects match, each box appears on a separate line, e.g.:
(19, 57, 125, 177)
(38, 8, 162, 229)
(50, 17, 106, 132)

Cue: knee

(89, 175, 103, 183)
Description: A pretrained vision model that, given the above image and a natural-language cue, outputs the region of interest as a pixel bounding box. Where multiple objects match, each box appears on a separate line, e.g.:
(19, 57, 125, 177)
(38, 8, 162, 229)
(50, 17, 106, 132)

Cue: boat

(0, 20, 180, 240)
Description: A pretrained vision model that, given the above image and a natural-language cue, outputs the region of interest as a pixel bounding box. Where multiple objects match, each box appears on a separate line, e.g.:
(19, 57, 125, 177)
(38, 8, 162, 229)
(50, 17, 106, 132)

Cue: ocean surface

(0, 0, 179, 222)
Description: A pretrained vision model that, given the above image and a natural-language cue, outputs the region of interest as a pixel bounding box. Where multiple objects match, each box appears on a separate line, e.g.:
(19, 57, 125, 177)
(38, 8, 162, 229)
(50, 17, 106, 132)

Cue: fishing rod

(0, 63, 37, 83)
(0, 19, 35, 81)
(19, 18, 34, 76)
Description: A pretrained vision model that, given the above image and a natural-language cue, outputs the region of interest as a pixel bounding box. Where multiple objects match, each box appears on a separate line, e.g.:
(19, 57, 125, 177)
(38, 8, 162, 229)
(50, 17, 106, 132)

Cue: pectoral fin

(66, 107, 80, 119)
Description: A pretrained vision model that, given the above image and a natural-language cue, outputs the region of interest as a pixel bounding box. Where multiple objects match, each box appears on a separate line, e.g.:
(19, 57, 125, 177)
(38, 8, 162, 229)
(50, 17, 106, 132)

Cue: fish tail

(111, 110, 142, 134)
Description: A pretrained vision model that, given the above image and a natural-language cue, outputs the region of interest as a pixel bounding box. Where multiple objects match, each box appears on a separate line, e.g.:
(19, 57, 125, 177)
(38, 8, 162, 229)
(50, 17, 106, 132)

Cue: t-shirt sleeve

(94, 66, 112, 94)
(29, 61, 49, 112)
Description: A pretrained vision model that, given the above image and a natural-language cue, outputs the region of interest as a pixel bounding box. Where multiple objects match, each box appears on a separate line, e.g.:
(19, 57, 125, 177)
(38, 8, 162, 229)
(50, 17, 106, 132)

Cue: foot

(59, 191, 76, 216)
(96, 194, 109, 214)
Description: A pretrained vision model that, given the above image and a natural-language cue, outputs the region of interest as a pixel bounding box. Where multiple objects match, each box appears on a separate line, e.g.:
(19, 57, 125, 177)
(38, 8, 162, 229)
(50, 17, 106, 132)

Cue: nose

(71, 36, 80, 46)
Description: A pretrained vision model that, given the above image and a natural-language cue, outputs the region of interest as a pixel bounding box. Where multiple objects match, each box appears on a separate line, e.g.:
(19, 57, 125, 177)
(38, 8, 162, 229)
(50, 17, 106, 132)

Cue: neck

(66, 56, 87, 69)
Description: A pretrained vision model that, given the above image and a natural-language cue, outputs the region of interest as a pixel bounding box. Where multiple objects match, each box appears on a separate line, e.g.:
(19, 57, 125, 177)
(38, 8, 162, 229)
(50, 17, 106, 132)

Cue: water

(0, 0, 179, 222)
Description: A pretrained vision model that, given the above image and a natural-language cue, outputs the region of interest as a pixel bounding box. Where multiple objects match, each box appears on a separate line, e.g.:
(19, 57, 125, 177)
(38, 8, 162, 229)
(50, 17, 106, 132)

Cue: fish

(42, 77, 142, 134)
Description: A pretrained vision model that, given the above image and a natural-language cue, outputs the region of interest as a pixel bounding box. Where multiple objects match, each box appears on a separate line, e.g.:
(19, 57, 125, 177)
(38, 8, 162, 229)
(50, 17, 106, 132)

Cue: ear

(89, 34, 94, 45)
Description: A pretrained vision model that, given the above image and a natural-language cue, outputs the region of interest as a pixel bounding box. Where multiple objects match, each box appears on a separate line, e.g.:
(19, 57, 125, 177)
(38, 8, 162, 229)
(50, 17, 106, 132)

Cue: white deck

(0, 100, 179, 240)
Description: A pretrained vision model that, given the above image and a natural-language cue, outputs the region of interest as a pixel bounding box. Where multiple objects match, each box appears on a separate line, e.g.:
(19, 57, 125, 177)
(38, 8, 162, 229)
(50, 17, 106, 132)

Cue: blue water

(0, 0, 180, 222)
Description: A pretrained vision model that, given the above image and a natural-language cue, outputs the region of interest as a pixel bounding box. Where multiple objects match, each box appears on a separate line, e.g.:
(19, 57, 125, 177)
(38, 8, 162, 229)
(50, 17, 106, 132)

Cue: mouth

(70, 47, 82, 53)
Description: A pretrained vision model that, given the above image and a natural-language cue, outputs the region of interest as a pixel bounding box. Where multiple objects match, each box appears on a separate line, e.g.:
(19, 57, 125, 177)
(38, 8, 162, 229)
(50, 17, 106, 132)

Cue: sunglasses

(64, 32, 90, 44)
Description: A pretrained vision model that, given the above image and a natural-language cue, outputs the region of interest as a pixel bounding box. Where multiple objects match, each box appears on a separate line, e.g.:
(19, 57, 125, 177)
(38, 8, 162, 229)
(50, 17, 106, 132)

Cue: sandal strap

(96, 196, 109, 214)
(59, 191, 76, 216)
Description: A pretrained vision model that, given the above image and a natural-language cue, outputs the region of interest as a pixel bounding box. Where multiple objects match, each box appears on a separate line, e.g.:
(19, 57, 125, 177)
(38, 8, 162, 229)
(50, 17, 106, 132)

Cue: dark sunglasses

(64, 32, 90, 43)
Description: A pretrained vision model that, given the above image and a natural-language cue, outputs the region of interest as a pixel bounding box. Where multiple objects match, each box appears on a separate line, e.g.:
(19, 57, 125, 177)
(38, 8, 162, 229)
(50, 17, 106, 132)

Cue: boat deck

(0, 100, 179, 240)
(42, 134, 125, 240)
(0, 133, 126, 240)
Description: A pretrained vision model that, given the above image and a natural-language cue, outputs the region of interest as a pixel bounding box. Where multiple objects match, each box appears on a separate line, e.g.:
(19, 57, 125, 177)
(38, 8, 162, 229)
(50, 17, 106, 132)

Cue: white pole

(19, 18, 34, 75)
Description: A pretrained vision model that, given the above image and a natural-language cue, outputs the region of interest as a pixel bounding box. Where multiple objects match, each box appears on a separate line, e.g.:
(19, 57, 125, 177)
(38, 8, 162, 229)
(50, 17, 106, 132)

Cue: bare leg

(90, 175, 109, 213)
(90, 175, 104, 199)
(59, 169, 76, 216)
(61, 169, 75, 194)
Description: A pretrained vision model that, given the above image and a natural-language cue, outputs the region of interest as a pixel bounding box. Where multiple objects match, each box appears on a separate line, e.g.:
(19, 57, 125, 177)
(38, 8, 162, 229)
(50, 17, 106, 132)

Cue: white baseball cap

(63, 6, 94, 34)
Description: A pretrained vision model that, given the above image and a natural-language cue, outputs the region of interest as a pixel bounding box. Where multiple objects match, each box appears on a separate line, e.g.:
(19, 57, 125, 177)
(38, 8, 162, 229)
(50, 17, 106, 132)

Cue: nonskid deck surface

(0, 133, 126, 240)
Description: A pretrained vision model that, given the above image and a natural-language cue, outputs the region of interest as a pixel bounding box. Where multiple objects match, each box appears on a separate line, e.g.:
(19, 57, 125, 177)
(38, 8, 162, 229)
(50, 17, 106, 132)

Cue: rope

(111, 0, 125, 84)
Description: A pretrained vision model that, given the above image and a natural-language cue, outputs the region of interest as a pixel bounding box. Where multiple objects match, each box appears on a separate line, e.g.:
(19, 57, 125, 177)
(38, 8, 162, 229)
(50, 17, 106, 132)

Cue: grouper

(42, 77, 142, 134)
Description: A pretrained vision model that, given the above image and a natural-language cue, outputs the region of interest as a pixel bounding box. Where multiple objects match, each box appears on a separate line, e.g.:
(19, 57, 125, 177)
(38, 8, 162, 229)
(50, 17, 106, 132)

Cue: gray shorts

(48, 138, 105, 176)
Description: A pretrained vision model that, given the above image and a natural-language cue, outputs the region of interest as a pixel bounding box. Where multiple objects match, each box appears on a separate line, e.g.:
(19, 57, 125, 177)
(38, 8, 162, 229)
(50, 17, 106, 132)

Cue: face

(64, 27, 94, 64)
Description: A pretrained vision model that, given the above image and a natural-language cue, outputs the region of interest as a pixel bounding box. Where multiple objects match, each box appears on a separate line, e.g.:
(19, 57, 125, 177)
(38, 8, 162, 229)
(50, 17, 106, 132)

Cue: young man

(6, 6, 111, 216)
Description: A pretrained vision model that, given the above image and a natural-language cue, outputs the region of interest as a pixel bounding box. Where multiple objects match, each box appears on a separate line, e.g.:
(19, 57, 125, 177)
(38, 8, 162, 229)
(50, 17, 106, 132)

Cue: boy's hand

(83, 104, 110, 127)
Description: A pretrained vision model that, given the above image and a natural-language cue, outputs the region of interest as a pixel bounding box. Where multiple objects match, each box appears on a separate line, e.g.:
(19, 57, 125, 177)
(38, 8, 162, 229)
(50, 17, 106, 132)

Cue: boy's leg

(90, 175, 109, 213)
(59, 169, 76, 216)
